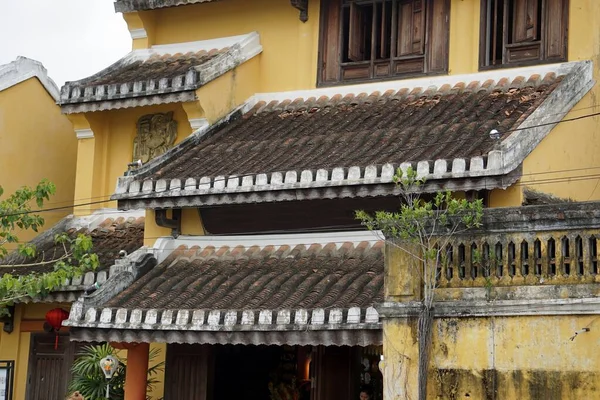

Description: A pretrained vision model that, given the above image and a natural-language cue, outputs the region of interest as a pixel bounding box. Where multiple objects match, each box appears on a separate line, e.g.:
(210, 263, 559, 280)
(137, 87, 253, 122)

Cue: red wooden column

(124, 342, 150, 400)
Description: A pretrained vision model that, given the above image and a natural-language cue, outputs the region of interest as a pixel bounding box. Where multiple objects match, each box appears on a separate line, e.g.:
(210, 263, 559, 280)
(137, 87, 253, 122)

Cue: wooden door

(164, 344, 214, 400)
(26, 333, 78, 400)
(313, 346, 353, 400)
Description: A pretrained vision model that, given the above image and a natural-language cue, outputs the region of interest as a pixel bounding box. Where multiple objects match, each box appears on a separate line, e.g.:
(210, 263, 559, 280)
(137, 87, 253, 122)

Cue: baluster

(539, 236, 549, 280)
(450, 243, 462, 286)
(581, 234, 592, 281)
(568, 235, 577, 278)
(555, 236, 564, 280)
(436, 242, 448, 287)
(464, 242, 473, 282)
(495, 242, 504, 279)
(513, 238, 524, 284)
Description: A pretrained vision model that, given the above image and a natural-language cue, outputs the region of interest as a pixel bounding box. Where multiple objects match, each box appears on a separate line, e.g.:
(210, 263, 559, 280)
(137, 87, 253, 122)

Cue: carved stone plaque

(133, 112, 177, 163)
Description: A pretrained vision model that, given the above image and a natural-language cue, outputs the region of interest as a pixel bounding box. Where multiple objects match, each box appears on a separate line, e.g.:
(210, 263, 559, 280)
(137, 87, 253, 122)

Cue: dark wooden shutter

(26, 334, 77, 400)
(545, 0, 567, 59)
(513, 0, 539, 42)
(348, 2, 366, 61)
(428, 0, 450, 72)
(164, 344, 213, 400)
(380, 1, 390, 59)
(320, 0, 342, 83)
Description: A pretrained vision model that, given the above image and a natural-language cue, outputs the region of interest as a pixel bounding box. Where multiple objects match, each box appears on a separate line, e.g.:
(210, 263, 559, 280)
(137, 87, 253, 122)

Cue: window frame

(478, 0, 569, 70)
(317, 0, 451, 87)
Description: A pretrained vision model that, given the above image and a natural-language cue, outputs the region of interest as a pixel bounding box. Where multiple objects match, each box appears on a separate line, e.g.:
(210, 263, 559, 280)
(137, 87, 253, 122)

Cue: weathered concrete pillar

(385, 241, 422, 302)
(381, 242, 421, 400)
(124, 342, 150, 400)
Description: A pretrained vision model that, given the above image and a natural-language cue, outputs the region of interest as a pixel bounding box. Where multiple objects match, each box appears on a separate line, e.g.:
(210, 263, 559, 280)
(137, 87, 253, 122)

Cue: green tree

(356, 167, 483, 400)
(68, 343, 164, 400)
(0, 180, 99, 315)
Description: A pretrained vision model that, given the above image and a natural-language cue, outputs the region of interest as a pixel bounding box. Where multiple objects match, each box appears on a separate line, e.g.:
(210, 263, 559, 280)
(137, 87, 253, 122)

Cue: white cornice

(0, 57, 60, 101)
(75, 128, 94, 139)
(189, 118, 209, 131)
(129, 28, 148, 40)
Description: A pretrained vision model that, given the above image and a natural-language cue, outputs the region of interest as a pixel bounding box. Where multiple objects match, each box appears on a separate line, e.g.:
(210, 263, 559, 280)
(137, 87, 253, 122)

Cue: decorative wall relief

(133, 112, 177, 163)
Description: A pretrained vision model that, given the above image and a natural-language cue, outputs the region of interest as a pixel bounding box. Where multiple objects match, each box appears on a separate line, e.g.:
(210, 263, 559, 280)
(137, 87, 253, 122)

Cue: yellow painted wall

(0, 78, 77, 244)
(129, 0, 321, 92)
(521, 0, 600, 203)
(144, 208, 205, 246)
(0, 303, 169, 400)
(0, 303, 71, 400)
(72, 104, 192, 215)
(114, 0, 600, 206)
(384, 315, 600, 399)
(71, 57, 259, 217)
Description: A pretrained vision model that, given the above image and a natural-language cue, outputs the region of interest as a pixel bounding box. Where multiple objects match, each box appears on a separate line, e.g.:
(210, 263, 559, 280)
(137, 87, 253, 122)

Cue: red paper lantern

(45, 308, 69, 349)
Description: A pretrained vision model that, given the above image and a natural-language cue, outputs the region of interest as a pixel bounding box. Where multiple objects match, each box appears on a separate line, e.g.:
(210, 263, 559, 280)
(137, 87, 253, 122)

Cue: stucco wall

(118, 0, 600, 206)
(0, 78, 77, 243)
(384, 315, 600, 400)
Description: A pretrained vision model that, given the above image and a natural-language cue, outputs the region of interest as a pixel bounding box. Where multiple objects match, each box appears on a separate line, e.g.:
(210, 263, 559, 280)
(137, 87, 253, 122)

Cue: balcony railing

(436, 230, 600, 288)
(429, 202, 600, 289)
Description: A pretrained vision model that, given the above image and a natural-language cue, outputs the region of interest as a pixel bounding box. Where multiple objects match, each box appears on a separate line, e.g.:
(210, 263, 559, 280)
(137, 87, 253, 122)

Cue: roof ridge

(0, 56, 60, 101)
(251, 61, 581, 106)
(151, 231, 383, 264)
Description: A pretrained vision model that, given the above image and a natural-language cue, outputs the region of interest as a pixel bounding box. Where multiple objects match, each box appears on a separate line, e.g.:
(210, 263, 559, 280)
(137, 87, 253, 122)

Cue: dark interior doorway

(213, 345, 282, 399)
(164, 343, 382, 400)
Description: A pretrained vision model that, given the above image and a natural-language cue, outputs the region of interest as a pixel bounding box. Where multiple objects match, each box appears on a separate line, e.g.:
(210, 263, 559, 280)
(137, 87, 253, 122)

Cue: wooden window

(318, 0, 450, 85)
(479, 0, 568, 69)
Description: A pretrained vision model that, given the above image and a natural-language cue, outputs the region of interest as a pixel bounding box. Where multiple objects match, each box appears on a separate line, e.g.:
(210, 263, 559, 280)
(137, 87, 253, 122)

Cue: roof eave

(114, 0, 217, 13)
(110, 60, 594, 207)
(59, 32, 262, 111)
(113, 167, 522, 210)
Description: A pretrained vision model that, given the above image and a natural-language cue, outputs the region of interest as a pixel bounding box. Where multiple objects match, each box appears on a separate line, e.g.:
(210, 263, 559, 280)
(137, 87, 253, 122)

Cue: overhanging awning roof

(1, 210, 144, 303)
(60, 32, 261, 113)
(112, 61, 593, 209)
(66, 232, 384, 346)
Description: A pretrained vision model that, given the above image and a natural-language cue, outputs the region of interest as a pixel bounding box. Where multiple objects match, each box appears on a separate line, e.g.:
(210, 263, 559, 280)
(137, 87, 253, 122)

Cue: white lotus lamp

(99, 355, 119, 398)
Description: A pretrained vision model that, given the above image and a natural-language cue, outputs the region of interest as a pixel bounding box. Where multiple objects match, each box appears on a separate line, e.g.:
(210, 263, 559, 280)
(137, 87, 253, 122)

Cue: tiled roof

(108, 241, 383, 311)
(115, 0, 215, 12)
(113, 61, 593, 209)
(60, 33, 262, 113)
(157, 74, 558, 177)
(0, 210, 145, 302)
(66, 233, 383, 345)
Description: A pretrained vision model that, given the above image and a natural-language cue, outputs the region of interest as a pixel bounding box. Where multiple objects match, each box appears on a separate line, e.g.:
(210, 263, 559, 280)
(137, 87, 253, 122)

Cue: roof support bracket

(290, 0, 308, 22)
(155, 209, 182, 238)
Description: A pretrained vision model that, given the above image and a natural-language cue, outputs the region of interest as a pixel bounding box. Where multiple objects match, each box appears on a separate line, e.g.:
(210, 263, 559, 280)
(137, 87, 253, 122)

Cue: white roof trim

(65, 304, 381, 331)
(67, 208, 145, 231)
(150, 230, 382, 263)
(251, 60, 585, 104)
(150, 33, 258, 57)
(0, 57, 60, 101)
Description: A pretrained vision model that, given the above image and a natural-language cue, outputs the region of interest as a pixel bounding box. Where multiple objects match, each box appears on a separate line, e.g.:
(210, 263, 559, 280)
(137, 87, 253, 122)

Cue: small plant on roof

(356, 166, 483, 400)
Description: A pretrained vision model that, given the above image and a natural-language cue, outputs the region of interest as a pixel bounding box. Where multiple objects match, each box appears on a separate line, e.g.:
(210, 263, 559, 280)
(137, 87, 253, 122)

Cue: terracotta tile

(5, 216, 145, 276)
(146, 72, 562, 189)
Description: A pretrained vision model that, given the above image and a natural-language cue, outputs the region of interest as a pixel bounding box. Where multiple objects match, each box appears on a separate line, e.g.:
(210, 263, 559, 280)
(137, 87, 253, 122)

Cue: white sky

(0, 0, 131, 87)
